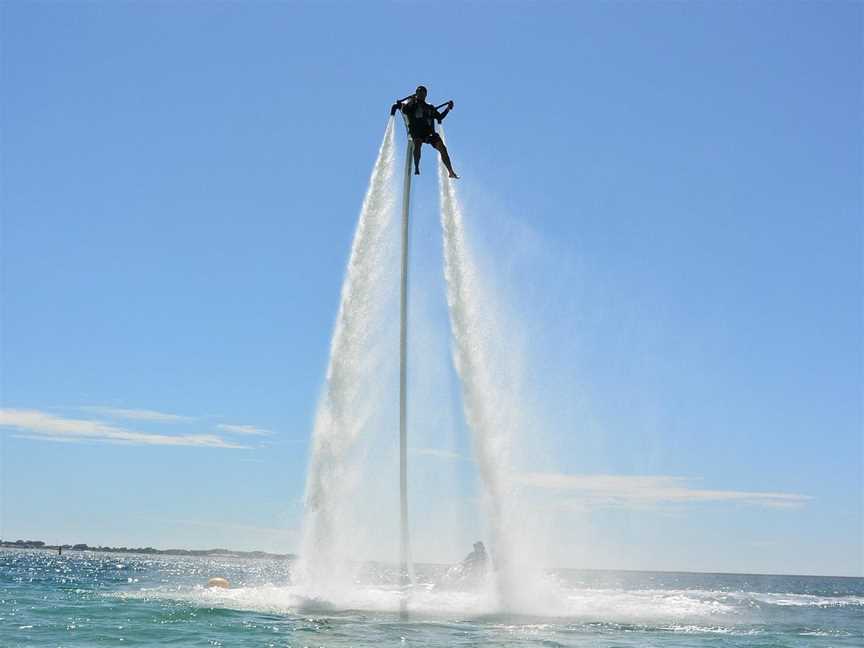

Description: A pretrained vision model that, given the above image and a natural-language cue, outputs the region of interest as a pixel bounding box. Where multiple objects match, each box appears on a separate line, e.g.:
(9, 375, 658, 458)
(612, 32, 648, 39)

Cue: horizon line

(1, 540, 859, 580)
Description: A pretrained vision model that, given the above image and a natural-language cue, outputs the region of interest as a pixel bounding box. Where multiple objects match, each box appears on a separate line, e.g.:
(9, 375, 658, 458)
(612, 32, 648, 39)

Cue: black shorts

(411, 131, 442, 146)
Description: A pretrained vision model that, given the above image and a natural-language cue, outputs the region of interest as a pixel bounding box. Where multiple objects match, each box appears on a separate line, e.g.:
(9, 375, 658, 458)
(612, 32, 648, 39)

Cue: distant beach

(0, 539, 295, 560)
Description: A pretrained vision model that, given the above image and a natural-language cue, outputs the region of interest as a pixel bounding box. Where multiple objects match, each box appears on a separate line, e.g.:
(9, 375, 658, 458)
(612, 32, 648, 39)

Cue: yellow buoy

(206, 577, 230, 589)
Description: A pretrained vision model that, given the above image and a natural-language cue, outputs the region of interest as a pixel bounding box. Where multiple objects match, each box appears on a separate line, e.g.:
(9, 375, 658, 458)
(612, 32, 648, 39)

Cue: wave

(113, 581, 864, 624)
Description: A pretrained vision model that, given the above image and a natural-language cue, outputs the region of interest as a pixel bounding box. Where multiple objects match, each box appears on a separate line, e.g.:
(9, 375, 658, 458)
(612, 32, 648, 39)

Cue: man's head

(415, 85, 428, 101)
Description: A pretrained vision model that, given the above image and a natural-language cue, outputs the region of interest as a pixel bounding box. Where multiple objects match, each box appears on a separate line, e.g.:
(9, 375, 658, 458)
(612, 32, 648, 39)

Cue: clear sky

(0, 2, 860, 577)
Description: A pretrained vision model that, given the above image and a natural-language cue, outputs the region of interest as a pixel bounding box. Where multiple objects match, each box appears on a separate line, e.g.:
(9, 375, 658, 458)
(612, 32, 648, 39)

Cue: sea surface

(2, 548, 861, 647)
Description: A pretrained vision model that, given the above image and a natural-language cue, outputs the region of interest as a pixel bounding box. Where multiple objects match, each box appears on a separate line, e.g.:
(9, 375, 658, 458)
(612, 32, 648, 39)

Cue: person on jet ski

(461, 541, 488, 576)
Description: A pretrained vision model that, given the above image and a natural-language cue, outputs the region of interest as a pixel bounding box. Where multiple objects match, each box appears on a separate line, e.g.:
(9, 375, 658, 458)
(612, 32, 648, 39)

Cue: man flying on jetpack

(390, 85, 459, 178)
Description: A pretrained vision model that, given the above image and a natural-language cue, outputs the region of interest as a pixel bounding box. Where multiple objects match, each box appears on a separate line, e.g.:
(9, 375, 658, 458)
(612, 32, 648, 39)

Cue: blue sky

(1, 2, 860, 576)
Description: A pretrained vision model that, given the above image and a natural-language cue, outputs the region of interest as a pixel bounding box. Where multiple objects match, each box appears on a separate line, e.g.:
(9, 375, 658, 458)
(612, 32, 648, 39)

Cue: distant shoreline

(0, 539, 295, 560)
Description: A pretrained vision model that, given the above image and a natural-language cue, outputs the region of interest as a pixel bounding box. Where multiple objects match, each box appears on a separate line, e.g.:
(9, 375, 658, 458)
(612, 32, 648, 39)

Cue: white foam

(121, 581, 856, 627)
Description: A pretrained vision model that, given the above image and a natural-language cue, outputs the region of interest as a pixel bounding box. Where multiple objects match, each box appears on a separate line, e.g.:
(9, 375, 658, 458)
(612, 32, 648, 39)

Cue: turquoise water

(2, 548, 862, 647)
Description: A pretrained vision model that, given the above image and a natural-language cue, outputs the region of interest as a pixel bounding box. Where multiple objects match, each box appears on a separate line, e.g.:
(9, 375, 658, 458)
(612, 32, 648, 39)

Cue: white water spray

(297, 119, 399, 593)
(437, 136, 552, 611)
(296, 118, 551, 611)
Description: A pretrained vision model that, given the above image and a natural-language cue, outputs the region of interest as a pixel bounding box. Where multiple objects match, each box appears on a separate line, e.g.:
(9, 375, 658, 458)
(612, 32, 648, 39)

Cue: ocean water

(2, 548, 861, 647)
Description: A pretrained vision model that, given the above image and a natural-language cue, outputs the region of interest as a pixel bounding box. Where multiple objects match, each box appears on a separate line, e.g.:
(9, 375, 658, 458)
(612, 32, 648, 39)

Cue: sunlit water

(2, 549, 861, 646)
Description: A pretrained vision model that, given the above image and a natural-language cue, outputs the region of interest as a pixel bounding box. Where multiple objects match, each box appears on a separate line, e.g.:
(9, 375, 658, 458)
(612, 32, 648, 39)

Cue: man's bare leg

(433, 140, 459, 178)
(412, 139, 422, 175)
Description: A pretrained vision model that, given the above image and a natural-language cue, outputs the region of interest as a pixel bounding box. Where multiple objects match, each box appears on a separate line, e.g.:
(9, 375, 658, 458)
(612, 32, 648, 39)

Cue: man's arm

(436, 101, 454, 123)
(390, 97, 416, 116)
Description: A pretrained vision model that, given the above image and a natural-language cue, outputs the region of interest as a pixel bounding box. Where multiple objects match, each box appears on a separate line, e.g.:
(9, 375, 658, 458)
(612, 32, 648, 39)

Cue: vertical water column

(437, 141, 537, 610)
(297, 119, 399, 593)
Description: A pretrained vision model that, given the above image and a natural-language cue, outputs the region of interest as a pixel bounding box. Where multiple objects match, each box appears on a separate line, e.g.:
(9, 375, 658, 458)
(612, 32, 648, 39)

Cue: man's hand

(448, 101, 455, 110)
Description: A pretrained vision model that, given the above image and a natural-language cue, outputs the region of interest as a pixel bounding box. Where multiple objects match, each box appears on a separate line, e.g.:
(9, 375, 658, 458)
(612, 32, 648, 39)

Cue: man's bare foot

(415, 169, 420, 175)
(449, 172, 459, 179)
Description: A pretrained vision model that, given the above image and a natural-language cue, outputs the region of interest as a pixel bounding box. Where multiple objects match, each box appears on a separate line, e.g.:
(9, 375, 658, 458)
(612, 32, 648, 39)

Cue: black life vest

(402, 99, 438, 136)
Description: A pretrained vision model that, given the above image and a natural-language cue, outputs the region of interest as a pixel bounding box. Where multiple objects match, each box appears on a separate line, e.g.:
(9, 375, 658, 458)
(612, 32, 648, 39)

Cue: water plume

(437, 134, 552, 612)
(297, 118, 399, 594)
